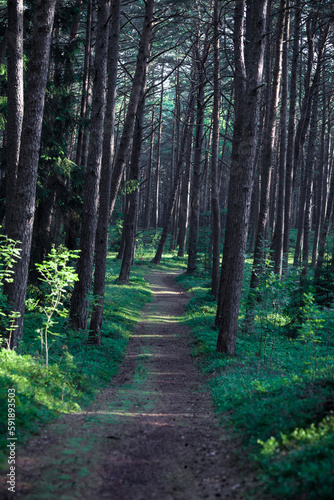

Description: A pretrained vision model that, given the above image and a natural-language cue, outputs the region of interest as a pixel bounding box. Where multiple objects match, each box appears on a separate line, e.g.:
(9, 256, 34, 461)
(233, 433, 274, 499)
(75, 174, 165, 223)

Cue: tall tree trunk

(312, 81, 331, 266)
(152, 92, 195, 265)
(293, 21, 330, 266)
(5, 0, 24, 226)
(216, 0, 267, 355)
(118, 71, 148, 284)
(272, 0, 289, 275)
(108, 0, 155, 222)
(211, 0, 221, 297)
(187, 37, 210, 273)
(143, 102, 155, 229)
(4, 0, 57, 348)
(75, 0, 93, 168)
(89, 0, 121, 342)
(301, 89, 319, 277)
(247, 0, 285, 307)
(152, 69, 164, 231)
(283, 0, 300, 270)
(70, 1, 110, 331)
(177, 112, 194, 258)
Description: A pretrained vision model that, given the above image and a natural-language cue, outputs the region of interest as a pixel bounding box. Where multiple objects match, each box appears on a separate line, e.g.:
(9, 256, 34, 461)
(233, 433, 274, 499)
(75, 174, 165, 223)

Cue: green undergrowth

(176, 265, 334, 500)
(0, 255, 152, 467)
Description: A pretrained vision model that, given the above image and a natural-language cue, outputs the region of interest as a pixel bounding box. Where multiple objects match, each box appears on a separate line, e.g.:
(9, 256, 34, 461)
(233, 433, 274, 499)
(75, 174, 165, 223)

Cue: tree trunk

(272, 0, 289, 275)
(216, 0, 267, 355)
(301, 90, 319, 276)
(311, 81, 331, 266)
(247, 0, 285, 303)
(283, 0, 300, 269)
(211, 0, 221, 297)
(293, 21, 330, 266)
(5, 0, 24, 226)
(177, 113, 194, 258)
(4, 0, 57, 348)
(187, 37, 210, 274)
(118, 71, 148, 284)
(75, 0, 93, 168)
(70, 1, 110, 331)
(152, 92, 195, 265)
(109, 0, 155, 223)
(143, 102, 155, 229)
(152, 69, 164, 231)
(89, 0, 121, 342)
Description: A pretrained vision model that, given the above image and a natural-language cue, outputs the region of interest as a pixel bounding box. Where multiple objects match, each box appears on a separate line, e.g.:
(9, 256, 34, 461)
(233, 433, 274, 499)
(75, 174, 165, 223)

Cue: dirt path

(8, 272, 258, 499)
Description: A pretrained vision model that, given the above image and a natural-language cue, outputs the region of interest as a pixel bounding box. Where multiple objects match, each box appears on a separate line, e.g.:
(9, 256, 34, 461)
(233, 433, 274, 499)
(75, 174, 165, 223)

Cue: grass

(0, 254, 152, 468)
(175, 257, 334, 500)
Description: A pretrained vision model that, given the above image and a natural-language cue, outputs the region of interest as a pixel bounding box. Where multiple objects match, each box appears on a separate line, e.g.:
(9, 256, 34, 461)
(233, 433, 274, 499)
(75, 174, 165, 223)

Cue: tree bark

(211, 0, 221, 297)
(70, 0, 111, 331)
(293, 21, 330, 266)
(89, 0, 121, 342)
(247, 0, 285, 301)
(118, 71, 148, 284)
(152, 92, 195, 265)
(216, 0, 267, 355)
(5, 0, 24, 226)
(177, 112, 194, 258)
(109, 0, 155, 222)
(283, 0, 300, 270)
(187, 36, 210, 273)
(4, 0, 57, 348)
(272, 0, 289, 275)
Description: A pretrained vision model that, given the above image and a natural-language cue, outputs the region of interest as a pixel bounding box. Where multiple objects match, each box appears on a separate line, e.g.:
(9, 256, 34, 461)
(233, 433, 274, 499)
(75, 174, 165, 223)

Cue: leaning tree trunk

(89, 0, 121, 343)
(215, 0, 267, 355)
(4, 0, 57, 348)
(70, 1, 110, 331)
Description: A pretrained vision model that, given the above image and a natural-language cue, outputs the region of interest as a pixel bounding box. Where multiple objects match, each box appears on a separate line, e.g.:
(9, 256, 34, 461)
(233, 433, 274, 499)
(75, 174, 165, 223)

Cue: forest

(1, 0, 334, 498)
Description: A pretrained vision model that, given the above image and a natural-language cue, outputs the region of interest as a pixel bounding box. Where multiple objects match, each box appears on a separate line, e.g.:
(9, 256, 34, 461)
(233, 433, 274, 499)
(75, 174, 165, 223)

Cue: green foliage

(177, 266, 334, 500)
(0, 255, 152, 468)
(0, 231, 22, 348)
(34, 246, 80, 369)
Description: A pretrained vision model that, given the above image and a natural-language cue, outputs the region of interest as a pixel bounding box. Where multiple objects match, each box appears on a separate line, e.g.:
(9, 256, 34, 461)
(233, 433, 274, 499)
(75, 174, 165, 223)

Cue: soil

(1, 271, 263, 500)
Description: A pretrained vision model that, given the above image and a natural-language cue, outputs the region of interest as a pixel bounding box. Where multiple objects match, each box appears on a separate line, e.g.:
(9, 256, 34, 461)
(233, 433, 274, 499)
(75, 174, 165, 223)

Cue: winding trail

(13, 272, 257, 499)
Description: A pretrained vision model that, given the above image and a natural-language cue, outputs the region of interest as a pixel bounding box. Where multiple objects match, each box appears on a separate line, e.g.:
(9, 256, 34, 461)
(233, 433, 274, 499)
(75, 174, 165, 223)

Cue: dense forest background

(1, 0, 334, 497)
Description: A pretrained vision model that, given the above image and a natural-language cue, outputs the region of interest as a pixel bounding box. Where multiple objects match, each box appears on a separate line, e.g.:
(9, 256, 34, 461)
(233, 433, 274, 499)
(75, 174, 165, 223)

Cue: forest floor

(6, 271, 262, 500)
